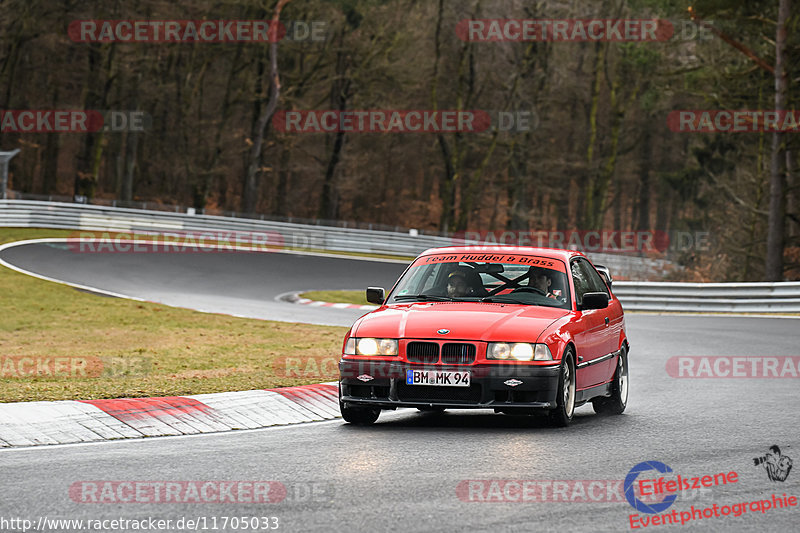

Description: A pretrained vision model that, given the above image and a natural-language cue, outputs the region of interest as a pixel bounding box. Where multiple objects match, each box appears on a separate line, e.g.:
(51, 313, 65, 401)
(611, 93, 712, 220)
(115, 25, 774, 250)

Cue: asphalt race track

(1, 241, 798, 532)
(0, 240, 407, 326)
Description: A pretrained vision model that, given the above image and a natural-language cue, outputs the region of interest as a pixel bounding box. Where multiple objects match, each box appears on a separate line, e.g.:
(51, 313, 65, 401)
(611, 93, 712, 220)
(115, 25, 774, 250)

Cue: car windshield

(388, 253, 571, 309)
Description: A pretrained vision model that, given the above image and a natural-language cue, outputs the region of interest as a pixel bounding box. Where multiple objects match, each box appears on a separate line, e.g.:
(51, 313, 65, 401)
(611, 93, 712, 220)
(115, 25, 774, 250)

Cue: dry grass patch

(0, 228, 347, 402)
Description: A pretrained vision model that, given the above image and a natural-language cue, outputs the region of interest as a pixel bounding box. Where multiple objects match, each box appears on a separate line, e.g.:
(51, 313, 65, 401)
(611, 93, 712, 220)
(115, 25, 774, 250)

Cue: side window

(579, 260, 610, 296)
(570, 261, 590, 304)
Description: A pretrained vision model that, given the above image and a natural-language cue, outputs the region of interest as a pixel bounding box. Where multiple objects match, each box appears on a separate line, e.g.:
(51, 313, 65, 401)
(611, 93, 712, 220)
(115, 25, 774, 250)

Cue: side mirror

(595, 265, 613, 288)
(581, 292, 609, 310)
(366, 287, 385, 305)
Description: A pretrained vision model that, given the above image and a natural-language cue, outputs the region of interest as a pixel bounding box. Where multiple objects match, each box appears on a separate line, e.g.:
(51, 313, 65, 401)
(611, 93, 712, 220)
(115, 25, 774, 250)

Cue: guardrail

(1, 199, 798, 313)
(0, 199, 669, 276)
(3, 190, 439, 235)
(612, 281, 800, 313)
(0, 199, 447, 257)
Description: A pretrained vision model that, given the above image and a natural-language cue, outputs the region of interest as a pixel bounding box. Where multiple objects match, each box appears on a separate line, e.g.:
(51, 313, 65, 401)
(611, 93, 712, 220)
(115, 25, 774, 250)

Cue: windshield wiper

(482, 295, 565, 308)
(394, 294, 454, 302)
(480, 295, 530, 304)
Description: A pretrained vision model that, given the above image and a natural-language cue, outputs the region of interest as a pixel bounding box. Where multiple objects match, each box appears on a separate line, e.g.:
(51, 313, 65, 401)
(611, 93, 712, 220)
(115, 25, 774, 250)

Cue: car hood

(352, 301, 570, 343)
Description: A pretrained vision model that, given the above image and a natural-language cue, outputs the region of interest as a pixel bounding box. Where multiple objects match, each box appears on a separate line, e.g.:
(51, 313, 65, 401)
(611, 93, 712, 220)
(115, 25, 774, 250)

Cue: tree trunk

(637, 126, 652, 231)
(318, 42, 350, 220)
(765, 0, 789, 281)
(205, 41, 246, 210)
(507, 141, 529, 230)
(787, 150, 797, 239)
(122, 128, 138, 201)
(274, 145, 291, 216)
(582, 41, 604, 228)
(243, 0, 292, 214)
(0, 40, 21, 148)
(41, 81, 60, 194)
(437, 134, 457, 231)
(456, 128, 499, 232)
(74, 43, 104, 198)
(319, 127, 346, 220)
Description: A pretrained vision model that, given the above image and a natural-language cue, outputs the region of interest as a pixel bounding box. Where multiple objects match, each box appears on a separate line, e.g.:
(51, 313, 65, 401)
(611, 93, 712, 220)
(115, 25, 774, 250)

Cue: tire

(339, 400, 380, 425)
(592, 345, 628, 416)
(548, 349, 576, 427)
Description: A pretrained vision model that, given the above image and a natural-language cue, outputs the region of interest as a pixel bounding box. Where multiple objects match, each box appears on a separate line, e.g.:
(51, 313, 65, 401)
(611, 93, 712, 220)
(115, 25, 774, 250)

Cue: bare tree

(765, 0, 790, 280)
(243, 0, 292, 213)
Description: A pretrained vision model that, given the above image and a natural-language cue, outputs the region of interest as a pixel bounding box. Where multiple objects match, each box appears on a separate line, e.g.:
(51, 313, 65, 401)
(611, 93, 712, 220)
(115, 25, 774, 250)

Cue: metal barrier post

(0, 149, 21, 200)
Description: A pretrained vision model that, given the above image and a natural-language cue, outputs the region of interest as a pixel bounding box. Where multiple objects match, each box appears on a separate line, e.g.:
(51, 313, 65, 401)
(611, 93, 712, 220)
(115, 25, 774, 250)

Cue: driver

(528, 266, 558, 299)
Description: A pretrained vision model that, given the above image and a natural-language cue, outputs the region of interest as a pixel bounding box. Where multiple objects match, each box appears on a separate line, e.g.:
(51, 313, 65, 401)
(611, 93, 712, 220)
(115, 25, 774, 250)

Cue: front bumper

(339, 360, 561, 410)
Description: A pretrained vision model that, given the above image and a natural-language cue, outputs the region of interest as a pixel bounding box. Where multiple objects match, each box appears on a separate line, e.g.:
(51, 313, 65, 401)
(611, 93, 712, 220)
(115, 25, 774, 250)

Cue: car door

(570, 258, 613, 388)
(579, 259, 621, 378)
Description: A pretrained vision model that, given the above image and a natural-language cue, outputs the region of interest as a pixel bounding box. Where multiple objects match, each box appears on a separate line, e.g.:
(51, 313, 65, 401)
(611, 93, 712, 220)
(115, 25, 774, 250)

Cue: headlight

(487, 342, 511, 360)
(357, 338, 379, 355)
(487, 343, 553, 361)
(346, 338, 398, 356)
(511, 343, 534, 361)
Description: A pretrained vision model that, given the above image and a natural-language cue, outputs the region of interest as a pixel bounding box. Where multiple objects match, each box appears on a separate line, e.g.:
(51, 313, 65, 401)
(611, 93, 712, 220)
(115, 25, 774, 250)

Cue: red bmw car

(338, 246, 629, 426)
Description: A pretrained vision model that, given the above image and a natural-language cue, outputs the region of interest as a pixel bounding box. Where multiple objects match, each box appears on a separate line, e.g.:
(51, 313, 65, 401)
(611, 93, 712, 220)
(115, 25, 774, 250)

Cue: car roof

(418, 246, 586, 262)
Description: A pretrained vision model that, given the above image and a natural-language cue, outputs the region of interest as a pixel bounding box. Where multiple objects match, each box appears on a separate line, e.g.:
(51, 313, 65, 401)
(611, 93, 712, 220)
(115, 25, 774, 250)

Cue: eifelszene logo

(624, 461, 678, 514)
(625, 461, 738, 514)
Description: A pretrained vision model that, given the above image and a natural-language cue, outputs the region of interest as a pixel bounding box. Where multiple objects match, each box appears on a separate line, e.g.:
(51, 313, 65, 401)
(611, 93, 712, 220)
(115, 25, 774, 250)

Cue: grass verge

(0, 228, 347, 402)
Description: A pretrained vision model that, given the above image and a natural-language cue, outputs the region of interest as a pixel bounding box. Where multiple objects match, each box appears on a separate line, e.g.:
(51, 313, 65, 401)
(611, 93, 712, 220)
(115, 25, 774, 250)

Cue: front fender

(536, 318, 574, 362)
(616, 314, 629, 354)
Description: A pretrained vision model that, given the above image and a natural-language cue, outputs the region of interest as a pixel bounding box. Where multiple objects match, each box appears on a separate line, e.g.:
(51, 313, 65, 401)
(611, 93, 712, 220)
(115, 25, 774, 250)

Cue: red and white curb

(0, 383, 340, 448)
(297, 297, 376, 310)
(281, 291, 377, 311)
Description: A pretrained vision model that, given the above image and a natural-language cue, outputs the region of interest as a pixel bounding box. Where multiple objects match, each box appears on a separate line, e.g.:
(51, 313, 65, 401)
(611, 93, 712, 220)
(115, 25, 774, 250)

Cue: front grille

(397, 383, 482, 403)
(441, 343, 476, 364)
(406, 341, 439, 363)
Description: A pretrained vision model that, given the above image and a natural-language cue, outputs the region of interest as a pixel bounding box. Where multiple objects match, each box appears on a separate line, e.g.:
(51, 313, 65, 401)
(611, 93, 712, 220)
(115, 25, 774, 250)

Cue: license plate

(406, 369, 471, 387)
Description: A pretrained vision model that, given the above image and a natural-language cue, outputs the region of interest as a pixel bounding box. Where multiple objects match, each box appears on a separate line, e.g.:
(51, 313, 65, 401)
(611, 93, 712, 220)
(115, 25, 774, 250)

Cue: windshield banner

(413, 253, 566, 272)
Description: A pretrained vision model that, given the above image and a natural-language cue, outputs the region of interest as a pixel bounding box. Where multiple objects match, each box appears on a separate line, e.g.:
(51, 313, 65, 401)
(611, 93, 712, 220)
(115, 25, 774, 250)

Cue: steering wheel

(510, 286, 547, 296)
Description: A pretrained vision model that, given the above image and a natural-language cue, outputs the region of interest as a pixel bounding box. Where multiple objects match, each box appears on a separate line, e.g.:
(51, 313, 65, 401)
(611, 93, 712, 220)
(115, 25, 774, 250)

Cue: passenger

(446, 269, 488, 298)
